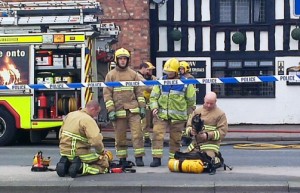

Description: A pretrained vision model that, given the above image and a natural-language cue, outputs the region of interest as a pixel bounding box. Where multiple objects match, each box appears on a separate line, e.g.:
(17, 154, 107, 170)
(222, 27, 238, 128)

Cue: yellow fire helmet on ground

(105, 150, 114, 162)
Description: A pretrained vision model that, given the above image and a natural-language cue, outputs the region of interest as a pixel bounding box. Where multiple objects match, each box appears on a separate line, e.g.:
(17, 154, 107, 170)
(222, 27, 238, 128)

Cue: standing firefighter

(137, 62, 157, 146)
(179, 61, 196, 146)
(56, 100, 111, 178)
(179, 61, 194, 79)
(149, 58, 196, 167)
(103, 48, 146, 166)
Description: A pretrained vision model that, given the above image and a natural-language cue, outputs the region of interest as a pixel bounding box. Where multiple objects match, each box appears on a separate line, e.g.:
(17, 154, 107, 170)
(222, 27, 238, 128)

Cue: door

(189, 61, 206, 105)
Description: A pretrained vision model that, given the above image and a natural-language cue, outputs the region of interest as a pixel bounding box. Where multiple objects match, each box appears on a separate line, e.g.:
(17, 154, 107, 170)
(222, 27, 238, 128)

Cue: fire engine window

(211, 60, 275, 98)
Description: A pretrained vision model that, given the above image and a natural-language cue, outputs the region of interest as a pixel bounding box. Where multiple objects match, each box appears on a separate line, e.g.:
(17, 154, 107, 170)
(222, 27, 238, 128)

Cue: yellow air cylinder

(168, 159, 181, 172)
(168, 159, 204, 174)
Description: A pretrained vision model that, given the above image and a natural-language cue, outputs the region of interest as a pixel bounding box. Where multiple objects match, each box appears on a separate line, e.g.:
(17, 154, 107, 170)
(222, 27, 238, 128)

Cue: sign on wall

(188, 61, 206, 105)
(0, 46, 29, 85)
(295, 0, 300, 16)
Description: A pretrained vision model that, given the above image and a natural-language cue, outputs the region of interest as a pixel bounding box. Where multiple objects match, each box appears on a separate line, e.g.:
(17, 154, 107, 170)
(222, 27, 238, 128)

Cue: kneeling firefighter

(169, 92, 231, 174)
(56, 100, 113, 178)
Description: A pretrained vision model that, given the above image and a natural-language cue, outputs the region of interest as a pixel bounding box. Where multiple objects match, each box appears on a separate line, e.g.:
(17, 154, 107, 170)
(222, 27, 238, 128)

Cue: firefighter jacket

(150, 75, 196, 121)
(186, 106, 228, 153)
(104, 66, 146, 118)
(137, 71, 157, 101)
(59, 108, 105, 157)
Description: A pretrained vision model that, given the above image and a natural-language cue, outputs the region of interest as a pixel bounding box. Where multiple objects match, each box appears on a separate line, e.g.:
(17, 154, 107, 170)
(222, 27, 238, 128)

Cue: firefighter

(149, 58, 196, 167)
(179, 61, 194, 79)
(179, 61, 196, 146)
(103, 48, 146, 167)
(56, 100, 110, 178)
(137, 62, 157, 146)
(184, 92, 228, 167)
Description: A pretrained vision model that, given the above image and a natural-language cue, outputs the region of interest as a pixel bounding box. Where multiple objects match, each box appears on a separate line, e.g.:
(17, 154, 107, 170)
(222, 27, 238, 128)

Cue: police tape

(1, 75, 300, 90)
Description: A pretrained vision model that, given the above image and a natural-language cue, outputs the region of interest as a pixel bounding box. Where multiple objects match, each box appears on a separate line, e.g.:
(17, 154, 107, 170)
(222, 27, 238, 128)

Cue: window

(219, 0, 265, 24)
(211, 60, 275, 98)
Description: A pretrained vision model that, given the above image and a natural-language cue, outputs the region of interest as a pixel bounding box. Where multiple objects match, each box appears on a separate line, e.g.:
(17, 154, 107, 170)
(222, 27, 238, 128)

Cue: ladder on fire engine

(0, 0, 120, 36)
(0, 1, 102, 25)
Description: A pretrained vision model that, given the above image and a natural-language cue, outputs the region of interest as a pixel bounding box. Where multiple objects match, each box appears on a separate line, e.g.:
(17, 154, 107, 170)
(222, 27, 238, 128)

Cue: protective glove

(195, 132, 208, 143)
(108, 111, 116, 121)
(140, 107, 146, 119)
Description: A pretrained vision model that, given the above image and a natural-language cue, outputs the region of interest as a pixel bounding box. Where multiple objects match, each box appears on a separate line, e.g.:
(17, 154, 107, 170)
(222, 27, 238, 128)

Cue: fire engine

(0, 0, 119, 145)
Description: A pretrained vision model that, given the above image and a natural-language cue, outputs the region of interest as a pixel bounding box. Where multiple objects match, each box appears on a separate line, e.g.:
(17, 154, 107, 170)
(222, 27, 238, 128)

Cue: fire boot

(135, 157, 144, 167)
(150, 157, 161, 167)
(144, 137, 151, 147)
(68, 156, 83, 178)
(119, 158, 127, 167)
(56, 156, 70, 177)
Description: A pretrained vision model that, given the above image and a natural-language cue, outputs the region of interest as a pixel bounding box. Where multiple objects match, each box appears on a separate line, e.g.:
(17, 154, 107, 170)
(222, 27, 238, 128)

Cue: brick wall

(99, 0, 150, 69)
(1, 0, 150, 69)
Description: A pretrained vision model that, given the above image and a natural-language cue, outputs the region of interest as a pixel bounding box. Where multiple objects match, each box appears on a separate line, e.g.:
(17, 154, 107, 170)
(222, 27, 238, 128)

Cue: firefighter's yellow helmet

(145, 62, 155, 70)
(105, 150, 113, 162)
(179, 61, 190, 73)
(114, 48, 130, 62)
(163, 58, 180, 73)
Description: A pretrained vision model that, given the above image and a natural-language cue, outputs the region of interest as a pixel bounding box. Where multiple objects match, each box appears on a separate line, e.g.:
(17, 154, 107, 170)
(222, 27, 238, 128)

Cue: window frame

(218, 0, 266, 25)
(211, 60, 275, 98)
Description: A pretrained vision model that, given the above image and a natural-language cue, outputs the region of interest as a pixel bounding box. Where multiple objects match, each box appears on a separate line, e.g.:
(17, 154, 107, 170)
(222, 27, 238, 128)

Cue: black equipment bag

(174, 151, 231, 174)
(109, 160, 136, 173)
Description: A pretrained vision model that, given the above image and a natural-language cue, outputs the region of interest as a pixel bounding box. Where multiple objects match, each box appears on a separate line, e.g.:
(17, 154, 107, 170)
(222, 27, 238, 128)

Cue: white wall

(218, 57, 300, 124)
(275, 0, 285, 19)
(156, 57, 300, 124)
(154, 1, 300, 124)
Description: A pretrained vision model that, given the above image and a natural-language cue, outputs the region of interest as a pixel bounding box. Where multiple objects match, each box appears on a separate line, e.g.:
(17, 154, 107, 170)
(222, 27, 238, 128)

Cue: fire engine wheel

(0, 110, 16, 146)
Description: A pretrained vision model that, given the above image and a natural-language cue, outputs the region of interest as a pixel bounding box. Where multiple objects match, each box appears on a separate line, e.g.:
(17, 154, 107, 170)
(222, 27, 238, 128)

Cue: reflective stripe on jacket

(150, 75, 196, 121)
(59, 109, 105, 157)
(103, 66, 146, 117)
(186, 106, 228, 153)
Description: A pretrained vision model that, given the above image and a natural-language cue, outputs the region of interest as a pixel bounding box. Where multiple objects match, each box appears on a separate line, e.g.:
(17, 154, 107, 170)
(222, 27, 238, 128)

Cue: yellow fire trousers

(66, 153, 109, 175)
(152, 117, 185, 159)
(141, 108, 153, 139)
(113, 111, 145, 158)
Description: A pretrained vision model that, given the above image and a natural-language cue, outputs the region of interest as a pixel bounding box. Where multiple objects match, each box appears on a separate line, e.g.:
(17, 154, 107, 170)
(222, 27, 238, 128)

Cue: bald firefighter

(137, 62, 157, 146)
(56, 100, 110, 178)
(149, 58, 196, 167)
(184, 92, 228, 168)
(103, 48, 146, 166)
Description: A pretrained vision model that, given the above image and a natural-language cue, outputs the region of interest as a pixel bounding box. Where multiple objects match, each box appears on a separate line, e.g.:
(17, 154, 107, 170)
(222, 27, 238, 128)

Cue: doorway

(189, 61, 206, 105)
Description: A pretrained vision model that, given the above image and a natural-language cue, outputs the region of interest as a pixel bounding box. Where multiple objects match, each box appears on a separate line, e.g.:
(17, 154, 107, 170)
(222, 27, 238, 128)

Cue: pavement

(1, 124, 300, 193)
